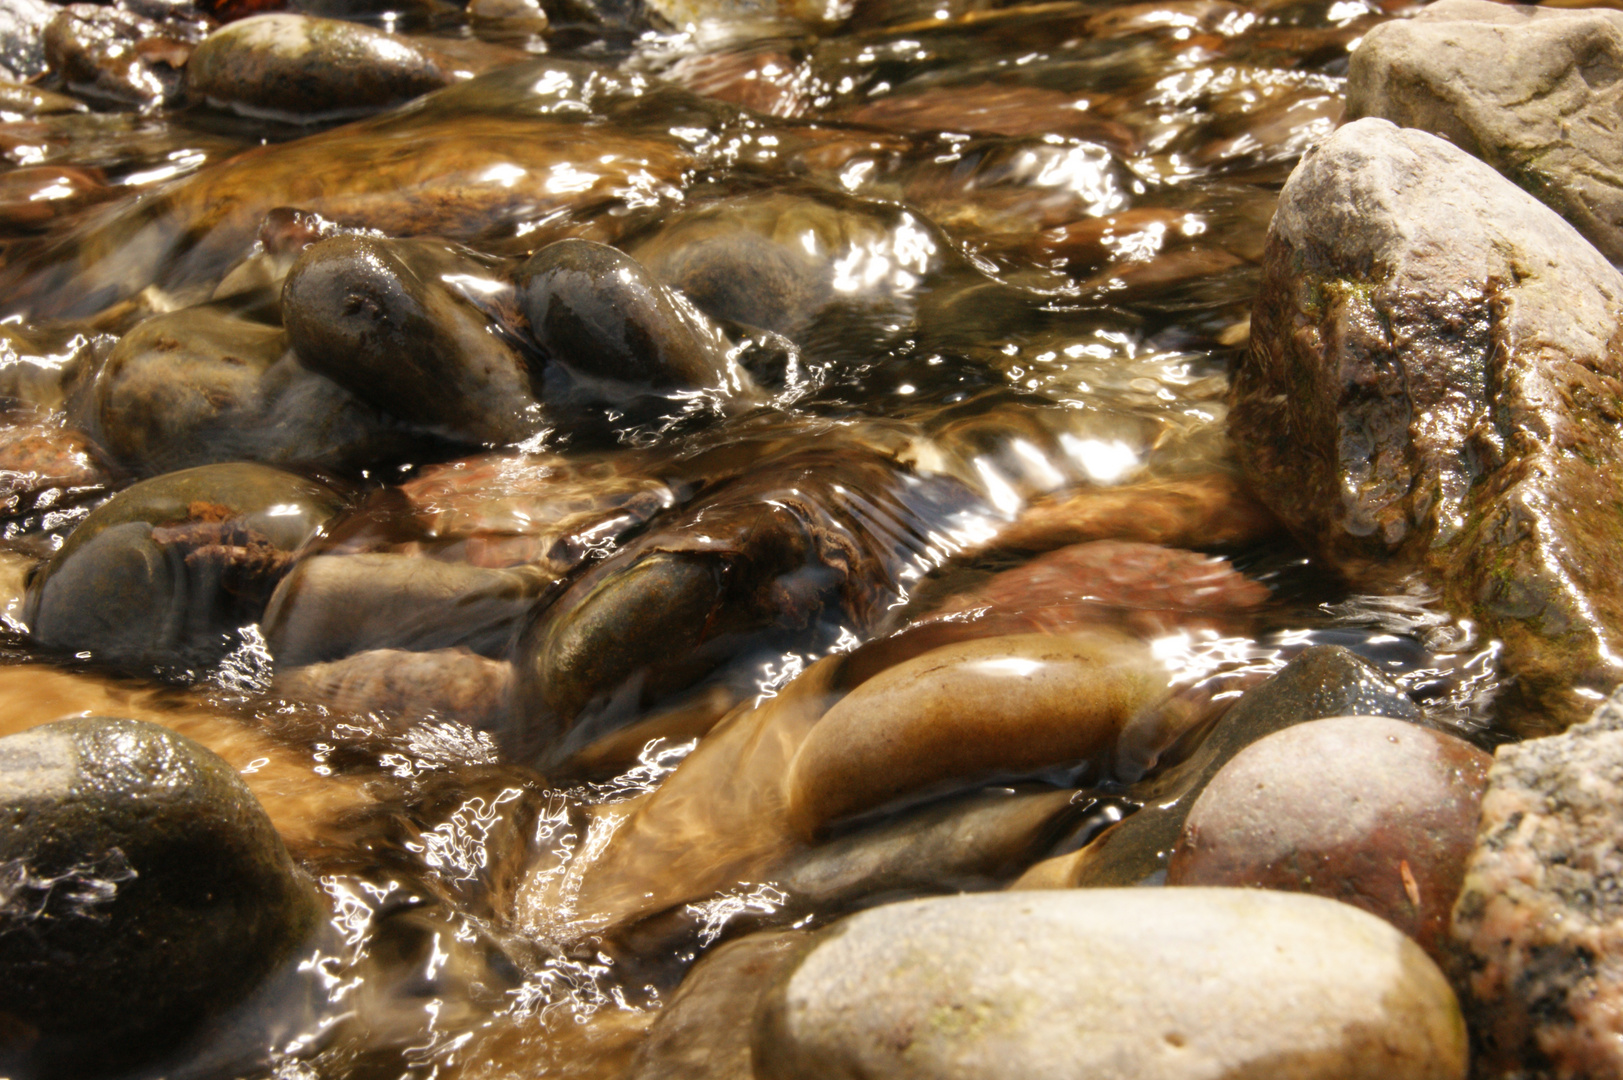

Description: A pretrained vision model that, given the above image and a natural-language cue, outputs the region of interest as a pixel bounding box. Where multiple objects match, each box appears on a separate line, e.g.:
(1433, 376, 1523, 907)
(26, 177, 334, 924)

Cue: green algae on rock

(1231, 117, 1623, 734)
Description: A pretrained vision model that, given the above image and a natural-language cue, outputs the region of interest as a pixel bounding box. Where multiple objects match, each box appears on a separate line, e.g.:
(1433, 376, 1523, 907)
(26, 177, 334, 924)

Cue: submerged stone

(282, 234, 545, 446)
(1231, 117, 1623, 733)
(95, 301, 399, 474)
(187, 14, 458, 121)
(0, 717, 319, 1078)
(25, 462, 344, 667)
(754, 889, 1467, 1080)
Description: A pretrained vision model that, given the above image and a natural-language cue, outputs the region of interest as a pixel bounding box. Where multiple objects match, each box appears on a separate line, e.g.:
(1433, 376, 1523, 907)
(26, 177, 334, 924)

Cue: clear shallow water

(0, 0, 1511, 1074)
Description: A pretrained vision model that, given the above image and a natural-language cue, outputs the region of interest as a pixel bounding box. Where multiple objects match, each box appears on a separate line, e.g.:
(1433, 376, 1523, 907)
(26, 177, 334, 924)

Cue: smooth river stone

(1452, 685, 1623, 1077)
(753, 889, 1468, 1080)
(783, 630, 1174, 839)
(187, 14, 457, 122)
(273, 647, 513, 731)
(1231, 117, 1623, 733)
(1167, 714, 1491, 960)
(1015, 644, 1419, 889)
(0, 717, 320, 1078)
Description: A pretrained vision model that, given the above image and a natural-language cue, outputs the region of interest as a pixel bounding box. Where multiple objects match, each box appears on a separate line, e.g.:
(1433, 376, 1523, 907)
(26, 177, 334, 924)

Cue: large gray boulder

(754, 889, 1467, 1080)
(1347, 0, 1623, 262)
(1230, 117, 1623, 734)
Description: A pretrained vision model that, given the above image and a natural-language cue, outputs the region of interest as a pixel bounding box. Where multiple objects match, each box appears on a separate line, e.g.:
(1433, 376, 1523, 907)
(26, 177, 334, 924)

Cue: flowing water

(0, 0, 1511, 1075)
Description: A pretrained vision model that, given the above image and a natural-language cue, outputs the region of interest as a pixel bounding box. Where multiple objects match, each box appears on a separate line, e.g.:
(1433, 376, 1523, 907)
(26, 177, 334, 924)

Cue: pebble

(25, 462, 344, 666)
(754, 889, 1468, 1080)
(1016, 644, 1419, 889)
(784, 629, 1174, 838)
(187, 14, 456, 122)
(1168, 714, 1491, 960)
(0, 717, 319, 1077)
(274, 647, 513, 730)
(282, 233, 545, 446)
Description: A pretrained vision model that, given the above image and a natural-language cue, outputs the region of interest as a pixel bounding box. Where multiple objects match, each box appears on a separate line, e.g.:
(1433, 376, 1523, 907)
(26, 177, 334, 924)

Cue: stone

(25, 463, 345, 668)
(0, 0, 57, 80)
(0, 417, 108, 517)
(43, 4, 199, 111)
(273, 647, 513, 730)
(0, 717, 319, 1077)
(1230, 117, 1623, 734)
(508, 448, 973, 768)
(629, 930, 814, 1080)
(779, 787, 1083, 913)
(95, 301, 401, 475)
(516, 238, 736, 398)
(1451, 686, 1623, 1078)
(1015, 644, 1419, 889)
(1167, 714, 1491, 960)
(187, 14, 454, 122)
(0, 78, 84, 116)
(783, 630, 1175, 839)
(282, 234, 545, 446)
(1347, 0, 1623, 262)
(754, 889, 1468, 1080)
(262, 553, 555, 667)
(627, 191, 951, 349)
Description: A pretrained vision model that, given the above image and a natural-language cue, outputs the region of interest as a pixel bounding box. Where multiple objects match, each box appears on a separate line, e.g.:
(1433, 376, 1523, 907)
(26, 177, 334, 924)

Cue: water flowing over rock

(754, 889, 1468, 1080)
(1230, 117, 1623, 734)
(0, 717, 320, 1078)
(1347, 0, 1623, 263)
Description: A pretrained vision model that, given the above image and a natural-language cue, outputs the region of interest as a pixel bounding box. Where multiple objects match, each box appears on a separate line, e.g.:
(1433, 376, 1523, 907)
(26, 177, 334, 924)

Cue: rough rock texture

(1168, 714, 1491, 960)
(1452, 686, 1623, 1078)
(1231, 117, 1623, 734)
(755, 889, 1468, 1080)
(0, 717, 318, 1077)
(1347, 0, 1623, 262)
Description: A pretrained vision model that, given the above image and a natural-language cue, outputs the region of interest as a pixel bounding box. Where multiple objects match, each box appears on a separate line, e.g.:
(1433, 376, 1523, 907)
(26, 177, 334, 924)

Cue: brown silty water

(0, 0, 1511, 1075)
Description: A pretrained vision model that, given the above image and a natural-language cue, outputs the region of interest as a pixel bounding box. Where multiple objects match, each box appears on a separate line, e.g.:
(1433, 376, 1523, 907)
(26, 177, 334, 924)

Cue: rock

(0, 163, 109, 230)
(0, 417, 109, 517)
(508, 448, 973, 768)
(1451, 686, 1623, 1077)
(838, 84, 1135, 150)
(0, 78, 84, 116)
(1347, 0, 1623, 263)
(187, 15, 455, 122)
(1016, 644, 1419, 889)
(780, 787, 1083, 913)
(25, 462, 345, 667)
(629, 930, 814, 1080)
(783, 630, 1175, 839)
(42, 4, 200, 111)
(95, 301, 400, 474)
(263, 553, 555, 667)
(516, 238, 741, 405)
(0, 0, 56, 79)
(273, 646, 513, 730)
(1167, 715, 1491, 960)
(1230, 117, 1623, 733)
(282, 234, 545, 446)
(397, 451, 678, 573)
(754, 889, 1468, 1080)
(627, 191, 951, 349)
(0, 717, 319, 1077)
